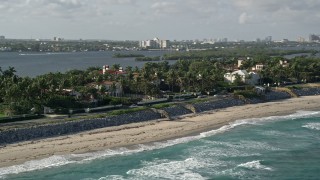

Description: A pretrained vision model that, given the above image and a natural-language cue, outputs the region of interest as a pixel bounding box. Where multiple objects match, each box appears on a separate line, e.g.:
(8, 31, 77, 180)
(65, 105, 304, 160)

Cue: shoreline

(0, 96, 320, 169)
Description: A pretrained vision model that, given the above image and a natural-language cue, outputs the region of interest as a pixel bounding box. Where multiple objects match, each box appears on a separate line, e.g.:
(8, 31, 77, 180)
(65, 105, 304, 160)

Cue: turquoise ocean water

(1, 111, 320, 180)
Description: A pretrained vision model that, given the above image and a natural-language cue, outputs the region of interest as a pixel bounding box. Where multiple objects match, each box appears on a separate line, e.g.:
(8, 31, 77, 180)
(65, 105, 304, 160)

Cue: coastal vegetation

(162, 48, 316, 61)
(0, 48, 320, 117)
(112, 53, 160, 61)
(107, 107, 147, 116)
(234, 89, 261, 99)
(135, 56, 160, 61)
(151, 103, 174, 109)
(0, 39, 139, 52)
(113, 53, 145, 58)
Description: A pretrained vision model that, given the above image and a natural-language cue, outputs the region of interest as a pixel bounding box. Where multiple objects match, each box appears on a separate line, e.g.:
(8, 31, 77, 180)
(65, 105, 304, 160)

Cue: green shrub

(45, 95, 82, 109)
(288, 86, 303, 89)
(151, 103, 174, 109)
(234, 90, 260, 98)
(107, 107, 147, 116)
(110, 98, 122, 105)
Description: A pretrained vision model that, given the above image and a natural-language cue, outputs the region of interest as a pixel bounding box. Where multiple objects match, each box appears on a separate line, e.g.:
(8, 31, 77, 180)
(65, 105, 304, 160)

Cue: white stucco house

(224, 70, 260, 85)
(88, 81, 123, 96)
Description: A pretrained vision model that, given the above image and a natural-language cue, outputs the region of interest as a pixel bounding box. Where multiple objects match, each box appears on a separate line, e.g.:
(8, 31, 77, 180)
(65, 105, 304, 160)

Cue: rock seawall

(163, 106, 193, 117)
(1, 89, 319, 145)
(264, 91, 291, 101)
(0, 110, 161, 145)
(194, 98, 245, 113)
(292, 88, 320, 96)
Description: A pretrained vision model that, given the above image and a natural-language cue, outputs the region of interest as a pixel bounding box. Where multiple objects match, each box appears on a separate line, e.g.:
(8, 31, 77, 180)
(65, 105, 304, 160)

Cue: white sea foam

(199, 139, 280, 151)
(126, 158, 207, 180)
(260, 130, 287, 136)
(0, 110, 318, 178)
(0, 155, 75, 178)
(140, 158, 170, 167)
(302, 122, 320, 130)
(97, 175, 125, 180)
(200, 110, 320, 138)
(238, 160, 272, 171)
(0, 148, 144, 179)
(190, 140, 277, 159)
(81, 175, 126, 180)
(219, 169, 247, 179)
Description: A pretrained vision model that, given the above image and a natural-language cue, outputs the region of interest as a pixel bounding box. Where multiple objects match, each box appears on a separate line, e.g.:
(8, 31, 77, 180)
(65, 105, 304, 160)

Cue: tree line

(1, 50, 320, 116)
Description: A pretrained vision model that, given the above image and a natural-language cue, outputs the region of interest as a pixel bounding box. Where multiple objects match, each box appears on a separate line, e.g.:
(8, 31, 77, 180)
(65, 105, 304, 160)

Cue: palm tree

(110, 82, 117, 97)
(2, 66, 16, 78)
(166, 69, 177, 92)
(185, 71, 195, 92)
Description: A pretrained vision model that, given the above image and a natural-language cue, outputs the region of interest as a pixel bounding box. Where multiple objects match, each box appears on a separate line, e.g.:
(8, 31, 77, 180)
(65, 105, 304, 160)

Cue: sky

(0, 0, 319, 41)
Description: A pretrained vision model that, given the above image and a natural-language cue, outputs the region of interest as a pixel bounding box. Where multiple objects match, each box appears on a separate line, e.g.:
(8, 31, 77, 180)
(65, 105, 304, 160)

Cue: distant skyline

(1, 0, 319, 41)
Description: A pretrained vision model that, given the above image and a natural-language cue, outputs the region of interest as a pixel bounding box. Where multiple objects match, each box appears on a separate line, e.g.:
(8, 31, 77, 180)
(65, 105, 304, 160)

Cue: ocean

(0, 111, 319, 179)
(0, 51, 171, 77)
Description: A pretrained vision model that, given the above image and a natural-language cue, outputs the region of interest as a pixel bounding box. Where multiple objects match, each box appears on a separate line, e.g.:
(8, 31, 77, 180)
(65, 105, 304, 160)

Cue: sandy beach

(0, 96, 319, 168)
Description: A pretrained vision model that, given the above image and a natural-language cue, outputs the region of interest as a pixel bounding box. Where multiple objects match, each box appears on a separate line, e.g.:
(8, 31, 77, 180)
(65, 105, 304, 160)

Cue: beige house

(237, 58, 247, 68)
(224, 70, 260, 85)
(237, 57, 265, 72)
(252, 63, 264, 71)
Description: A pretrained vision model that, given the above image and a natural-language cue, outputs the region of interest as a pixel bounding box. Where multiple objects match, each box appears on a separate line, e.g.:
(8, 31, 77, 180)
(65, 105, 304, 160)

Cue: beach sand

(0, 96, 319, 168)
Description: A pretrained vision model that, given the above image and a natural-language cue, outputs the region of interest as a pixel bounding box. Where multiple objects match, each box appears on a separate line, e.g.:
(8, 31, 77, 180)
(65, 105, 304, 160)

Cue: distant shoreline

(0, 95, 319, 168)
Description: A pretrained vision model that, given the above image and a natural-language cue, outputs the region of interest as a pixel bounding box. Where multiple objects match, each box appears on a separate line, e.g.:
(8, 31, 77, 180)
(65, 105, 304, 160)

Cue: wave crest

(238, 160, 272, 171)
(303, 122, 320, 130)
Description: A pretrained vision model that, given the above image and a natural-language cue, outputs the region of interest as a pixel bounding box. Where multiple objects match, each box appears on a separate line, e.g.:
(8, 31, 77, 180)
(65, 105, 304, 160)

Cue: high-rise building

(309, 34, 320, 42)
(160, 40, 169, 48)
(140, 37, 169, 49)
(265, 36, 272, 42)
(0, 36, 5, 40)
(297, 37, 305, 43)
(53, 37, 63, 41)
(221, 38, 228, 43)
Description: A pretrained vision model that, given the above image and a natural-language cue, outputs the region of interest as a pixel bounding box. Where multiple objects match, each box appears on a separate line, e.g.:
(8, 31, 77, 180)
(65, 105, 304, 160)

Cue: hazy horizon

(1, 0, 319, 41)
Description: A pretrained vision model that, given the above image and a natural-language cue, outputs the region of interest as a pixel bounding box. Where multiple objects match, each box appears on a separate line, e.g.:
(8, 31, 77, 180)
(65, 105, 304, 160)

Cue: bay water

(0, 51, 171, 77)
(1, 111, 319, 179)
(1, 51, 319, 78)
